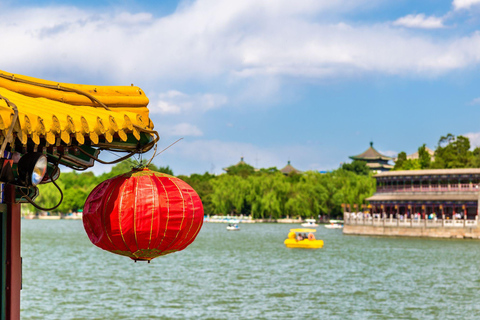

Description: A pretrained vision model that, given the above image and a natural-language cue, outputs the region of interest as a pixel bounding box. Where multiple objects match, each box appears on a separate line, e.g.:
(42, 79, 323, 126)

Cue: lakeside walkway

(344, 212, 480, 239)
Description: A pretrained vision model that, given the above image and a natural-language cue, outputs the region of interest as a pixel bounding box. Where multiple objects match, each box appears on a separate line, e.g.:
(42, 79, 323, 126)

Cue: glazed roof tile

(0, 70, 157, 169)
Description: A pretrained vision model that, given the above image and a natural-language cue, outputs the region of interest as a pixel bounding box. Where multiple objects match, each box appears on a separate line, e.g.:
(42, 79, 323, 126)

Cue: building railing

(376, 184, 479, 193)
(344, 212, 478, 228)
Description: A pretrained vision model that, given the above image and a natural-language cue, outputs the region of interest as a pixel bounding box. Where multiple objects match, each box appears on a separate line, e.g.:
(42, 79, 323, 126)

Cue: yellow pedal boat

(284, 228, 324, 249)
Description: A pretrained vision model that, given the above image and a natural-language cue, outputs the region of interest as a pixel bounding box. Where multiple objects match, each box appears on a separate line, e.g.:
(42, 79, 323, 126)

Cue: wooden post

(409, 205, 412, 227)
(5, 184, 21, 320)
(396, 205, 399, 226)
(423, 205, 427, 227)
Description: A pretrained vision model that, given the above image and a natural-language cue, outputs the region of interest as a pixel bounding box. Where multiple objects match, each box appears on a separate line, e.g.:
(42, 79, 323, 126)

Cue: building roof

(223, 157, 250, 172)
(406, 146, 435, 160)
(350, 142, 392, 161)
(374, 168, 480, 178)
(235, 157, 247, 166)
(366, 162, 394, 170)
(0, 70, 157, 170)
(280, 161, 302, 175)
(367, 193, 479, 202)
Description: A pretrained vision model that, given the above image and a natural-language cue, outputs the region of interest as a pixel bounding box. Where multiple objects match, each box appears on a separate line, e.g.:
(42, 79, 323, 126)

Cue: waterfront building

(349, 142, 393, 172)
(368, 168, 480, 218)
(344, 168, 480, 239)
(280, 161, 302, 175)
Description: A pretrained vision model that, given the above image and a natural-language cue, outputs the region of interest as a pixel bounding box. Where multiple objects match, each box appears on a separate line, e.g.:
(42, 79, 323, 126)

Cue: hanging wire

(105, 150, 124, 159)
(19, 178, 64, 211)
(18, 155, 64, 211)
(77, 148, 137, 165)
(146, 138, 183, 167)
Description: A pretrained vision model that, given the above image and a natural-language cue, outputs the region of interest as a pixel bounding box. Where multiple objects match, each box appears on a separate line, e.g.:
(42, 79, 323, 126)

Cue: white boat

(226, 224, 240, 231)
(324, 224, 342, 229)
(325, 220, 343, 229)
(301, 219, 318, 227)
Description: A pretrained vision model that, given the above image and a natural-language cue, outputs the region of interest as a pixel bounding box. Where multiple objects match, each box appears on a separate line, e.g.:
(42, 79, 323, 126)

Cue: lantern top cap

(131, 167, 151, 172)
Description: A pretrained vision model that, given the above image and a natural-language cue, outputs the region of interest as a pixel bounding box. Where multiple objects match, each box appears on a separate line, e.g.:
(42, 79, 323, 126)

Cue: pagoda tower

(349, 142, 393, 173)
(280, 161, 302, 175)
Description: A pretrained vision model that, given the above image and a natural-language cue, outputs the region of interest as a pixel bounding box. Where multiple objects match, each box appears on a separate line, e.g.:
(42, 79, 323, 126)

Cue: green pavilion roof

(280, 161, 302, 175)
(350, 142, 392, 161)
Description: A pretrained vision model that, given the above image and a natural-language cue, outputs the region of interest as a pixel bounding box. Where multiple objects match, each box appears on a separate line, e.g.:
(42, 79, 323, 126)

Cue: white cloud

(156, 102, 182, 114)
(379, 150, 398, 158)
(453, 0, 480, 10)
(469, 97, 480, 105)
(2, 1, 480, 86)
(393, 14, 444, 29)
(464, 132, 480, 147)
(162, 123, 204, 137)
(151, 139, 341, 175)
(151, 90, 228, 114)
(74, 138, 344, 176)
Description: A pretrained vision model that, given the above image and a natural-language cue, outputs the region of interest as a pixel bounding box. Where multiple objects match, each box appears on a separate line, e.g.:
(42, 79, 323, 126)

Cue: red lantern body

(83, 168, 204, 261)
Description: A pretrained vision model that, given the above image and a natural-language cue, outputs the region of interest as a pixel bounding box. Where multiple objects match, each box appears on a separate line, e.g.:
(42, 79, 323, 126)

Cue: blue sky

(2, 0, 480, 175)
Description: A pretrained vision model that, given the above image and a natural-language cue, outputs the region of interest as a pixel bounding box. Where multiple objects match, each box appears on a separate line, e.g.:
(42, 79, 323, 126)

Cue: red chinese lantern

(83, 168, 204, 261)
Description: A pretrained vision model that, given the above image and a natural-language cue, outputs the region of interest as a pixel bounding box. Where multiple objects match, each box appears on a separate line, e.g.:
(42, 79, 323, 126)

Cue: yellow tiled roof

(0, 70, 158, 169)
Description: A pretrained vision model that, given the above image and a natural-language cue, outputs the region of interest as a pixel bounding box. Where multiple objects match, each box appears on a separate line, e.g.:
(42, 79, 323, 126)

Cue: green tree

(225, 163, 256, 178)
(246, 172, 290, 219)
(394, 152, 407, 170)
(471, 147, 480, 167)
(342, 160, 369, 175)
(418, 144, 431, 169)
(32, 180, 65, 214)
(432, 134, 473, 169)
(178, 172, 215, 214)
(156, 165, 174, 175)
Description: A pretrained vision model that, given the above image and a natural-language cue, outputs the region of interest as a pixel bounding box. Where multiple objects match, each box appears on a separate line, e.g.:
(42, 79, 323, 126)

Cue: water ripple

(20, 221, 480, 319)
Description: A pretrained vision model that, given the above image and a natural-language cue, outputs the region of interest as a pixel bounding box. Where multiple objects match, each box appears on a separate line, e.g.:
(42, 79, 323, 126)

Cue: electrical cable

(77, 148, 137, 165)
(18, 155, 64, 211)
(19, 178, 64, 211)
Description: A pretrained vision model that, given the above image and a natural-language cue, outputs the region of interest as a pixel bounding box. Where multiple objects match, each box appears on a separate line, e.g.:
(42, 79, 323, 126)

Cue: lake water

(21, 220, 480, 319)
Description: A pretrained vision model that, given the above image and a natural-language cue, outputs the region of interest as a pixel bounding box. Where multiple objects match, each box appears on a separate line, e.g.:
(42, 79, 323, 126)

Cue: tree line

(393, 133, 480, 170)
(26, 158, 374, 219)
(26, 133, 480, 218)
(180, 165, 375, 219)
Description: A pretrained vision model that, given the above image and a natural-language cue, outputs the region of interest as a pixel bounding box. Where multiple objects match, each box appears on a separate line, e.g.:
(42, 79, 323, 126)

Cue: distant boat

(38, 215, 60, 220)
(63, 213, 83, 220)
(226, 224, 240, 231)
(325, 220, 343, 229)
(301, 219, 318, 227)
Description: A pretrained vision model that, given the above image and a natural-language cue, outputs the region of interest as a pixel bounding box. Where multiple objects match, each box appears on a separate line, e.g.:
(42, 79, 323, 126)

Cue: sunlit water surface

(21, 221, 480, 319)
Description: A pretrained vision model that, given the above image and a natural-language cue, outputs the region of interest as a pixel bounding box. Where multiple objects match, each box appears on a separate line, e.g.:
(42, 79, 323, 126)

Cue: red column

(6, 184, 21, 320)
